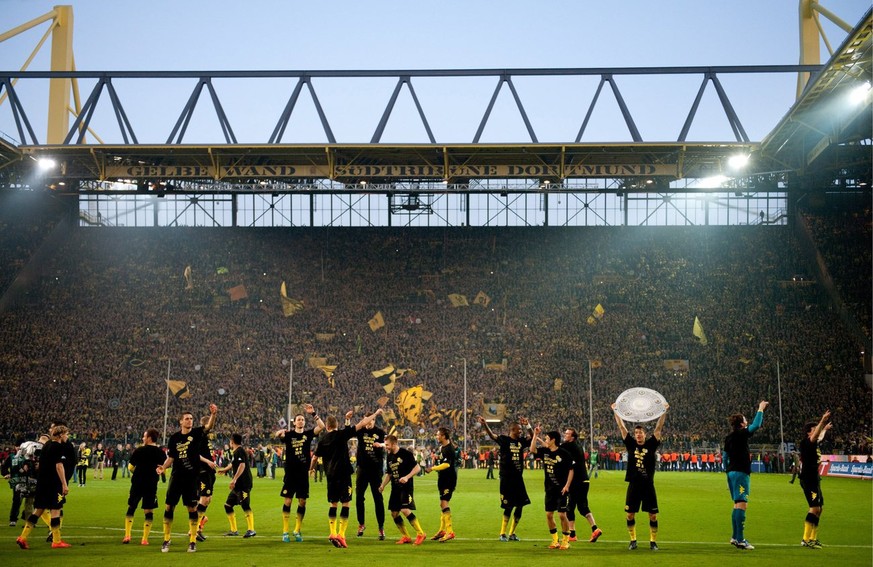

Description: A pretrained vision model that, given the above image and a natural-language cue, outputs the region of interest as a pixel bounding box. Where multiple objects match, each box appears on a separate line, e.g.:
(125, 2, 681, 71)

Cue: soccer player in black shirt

(93, 443, 105, 480)
(478, 415, 532, 541)
(530, 425, 574, 550)
(275, 403, 324, 542)
(218, 433, 255, 538)
(157, 403, 218, 553)
(724, 400, 768, 550)
(424, 427, 458, 542)
(379, 434, 426, 545)
(561, 427, 602, 543)
(195, 415, 218, 542)
(123, 428, 166, 545)
(16, 424, 72, 550)
(611, 401, 668, 551)
(354, 412, 387, 539)
(799, 409, 831, 549)
(313, 408, 382, 548)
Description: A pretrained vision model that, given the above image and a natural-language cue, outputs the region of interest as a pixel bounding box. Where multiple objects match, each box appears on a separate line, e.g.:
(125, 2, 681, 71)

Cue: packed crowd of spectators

(0, 194, 869, 459)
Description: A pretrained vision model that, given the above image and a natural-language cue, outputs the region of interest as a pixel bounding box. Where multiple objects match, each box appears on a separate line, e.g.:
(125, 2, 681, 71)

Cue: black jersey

(355, 427, 386, 472)
(724, 428, 754, 474)
(623, 433, 659, 483)
(436, 442, 458, 481)
(535, 446, 573, 489)
(282, 429, 316, 471)
(37, 440, 68, 489)
(198, 432, 215, 471)
(61, 441, 77, 481)
(386, 447, 417, 489)
(495, 434, 527, 479)
(166, 426, 208, 476)
(315, 427, 356, 479)
(798, 436, 821, 483)
(230, 446, 253, 491)
(560, 441, 589, 484)
(129, 444, 166, 493)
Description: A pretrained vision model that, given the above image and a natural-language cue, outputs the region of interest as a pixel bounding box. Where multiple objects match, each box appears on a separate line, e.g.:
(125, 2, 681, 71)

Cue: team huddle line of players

(11, 401, 833, 553)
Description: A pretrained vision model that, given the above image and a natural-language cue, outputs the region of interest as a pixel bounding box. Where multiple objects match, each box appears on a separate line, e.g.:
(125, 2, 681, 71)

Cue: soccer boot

(51, 541, 71, 548)
(282, 532, 291, 543)
(293, 531, 303, 542)
(243, 530, 256, 538)
(431, 530, 445, 541)
(195, 530, 206, 542)
(329, 535, 342, 547)
(161, 540, 170, 552)
(378, 528, 385, 540)
(650, 541, 659, 551)
(414, 533, 426, 545)
(337, 536, 348, 548)
(187, 542, 196, 553)
(439, 532, 455, 542)
(395, 535, 412, 544)
(357, 524, 365, 537)
(508, 534, 520, 541)
(628, 540, 638, 550)
(224, 530, 239, 536)
(498, 534, 508, 542)
(15, 537, 29, 550)
(589, 528, 603, 543)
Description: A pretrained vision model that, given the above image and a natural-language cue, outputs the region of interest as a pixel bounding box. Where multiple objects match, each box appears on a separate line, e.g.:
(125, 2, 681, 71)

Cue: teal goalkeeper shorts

(727, 471, 750, 503)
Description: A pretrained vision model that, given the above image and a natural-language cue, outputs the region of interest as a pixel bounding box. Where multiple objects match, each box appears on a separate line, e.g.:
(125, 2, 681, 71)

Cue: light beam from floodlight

(728, 154, 750, 170)
(37, 158, 57, 171)
(849, 81, 871, 105)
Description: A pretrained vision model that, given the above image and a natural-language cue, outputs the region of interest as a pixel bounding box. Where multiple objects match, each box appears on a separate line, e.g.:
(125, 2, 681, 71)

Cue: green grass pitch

(1, 469, 870, 566)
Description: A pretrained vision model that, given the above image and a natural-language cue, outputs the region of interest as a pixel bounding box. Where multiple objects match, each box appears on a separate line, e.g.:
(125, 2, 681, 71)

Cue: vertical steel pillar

(47, 5, 74, 144)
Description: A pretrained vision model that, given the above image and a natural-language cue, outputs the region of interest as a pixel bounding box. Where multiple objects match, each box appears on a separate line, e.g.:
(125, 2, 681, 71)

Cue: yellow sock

(124, 516, 134, 538)
(508, 517, 519, 536)
(339, 516, 348, 538)
(650, 526, 658, 542)
(142, 519, 152, 542)
(329, 517, 337, 537)
(282, 511, 291, 533)
(245, 510, 254, 532)
(811, 524, 818, 541)
(803, 522, 813, 541)
(438, 513, 446, 533)
(552, 532, 559, 544)
(197, 511, 205, 531)
(41, 511, 51, 526)
(628, 524, 637, 541)
(398, 522, 409, 537)
(163, 518, 172, 541)
(19, 522, 34, 541)
(51, 522, 61, 543)
(227, 513, 238, 532)
(294, 513, 303, 533)
(410, 516, 424, 536)
(500, 516, 509, 535)
(445, 511, 453, 534)
(188, 518, 198, 543)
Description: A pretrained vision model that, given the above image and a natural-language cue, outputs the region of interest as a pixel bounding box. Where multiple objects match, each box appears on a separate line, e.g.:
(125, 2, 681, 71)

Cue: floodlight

(37, 157, 57, 171)
(727, 154, 750, 170)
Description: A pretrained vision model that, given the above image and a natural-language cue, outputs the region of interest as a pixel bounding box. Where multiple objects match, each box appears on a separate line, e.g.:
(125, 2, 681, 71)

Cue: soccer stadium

(0, 2, 870, 565)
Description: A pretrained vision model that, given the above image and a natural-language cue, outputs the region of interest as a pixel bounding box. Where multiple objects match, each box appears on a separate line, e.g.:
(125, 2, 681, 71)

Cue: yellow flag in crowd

(168, 380, 191, 399)
(368, 311, 385, 332)
(183, 265, 193, 289)
(473, 291, 491, 308)
(280, 282, 304, 316)
(448, 294, 469, 307)
(481, 402, 507, 422)
(693, 316, 708, 346)
(318, 365, 337, 388)
(396, 385, 423, 424)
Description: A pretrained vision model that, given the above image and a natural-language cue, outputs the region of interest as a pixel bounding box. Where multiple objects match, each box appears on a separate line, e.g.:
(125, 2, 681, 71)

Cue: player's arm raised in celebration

(653, 403, 669, 440)
(478, 416, 498, 441)
(611, 402, 629, 438)
(203, 403, 218, 432)
(818, 421, 833, 442)
(808, 409, 831, 442)
(305, 404, 326, 435)
(529, 424, 541, 454)
(353, 408, 383, 431)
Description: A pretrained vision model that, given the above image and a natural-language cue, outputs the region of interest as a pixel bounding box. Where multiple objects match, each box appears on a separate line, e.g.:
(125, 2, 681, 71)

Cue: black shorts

(199, 469, 216, 498)
(225, 487, 252, 510)
(128, 485, 159, 510)
(281, 468, 310, 500)
(499, 475, 531, 509)
(33, 482, 65, 510)
(544, 486, 571, 513)
(165, 473, 199, 508)
(326, 475, 352, 504)
(568, 482, 591, 515)
(388, 485, 415, 511)
(799, 479, 824, 508)
(624, 481, 658, 514)
(437, 476, 457, 502)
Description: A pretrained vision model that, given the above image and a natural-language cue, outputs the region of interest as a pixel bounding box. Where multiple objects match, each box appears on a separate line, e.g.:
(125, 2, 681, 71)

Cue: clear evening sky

(1, 0, 869, 144)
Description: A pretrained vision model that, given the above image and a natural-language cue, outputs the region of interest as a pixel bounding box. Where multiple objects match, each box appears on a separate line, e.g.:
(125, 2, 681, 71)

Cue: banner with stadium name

(104, 162, 679, 180)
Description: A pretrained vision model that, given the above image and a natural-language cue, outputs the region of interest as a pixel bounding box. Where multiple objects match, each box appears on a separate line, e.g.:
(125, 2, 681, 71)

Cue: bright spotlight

(700, 175, 729, 187)
(37, 158, 57, 171)
(727, 154, 750, 170)
(849, 81, 871, 105)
